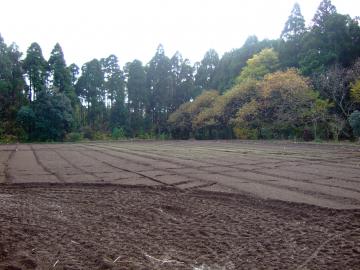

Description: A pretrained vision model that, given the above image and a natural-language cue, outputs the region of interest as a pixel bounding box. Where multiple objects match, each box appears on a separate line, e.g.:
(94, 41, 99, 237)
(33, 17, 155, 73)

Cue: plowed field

(0, 141, 359, 269)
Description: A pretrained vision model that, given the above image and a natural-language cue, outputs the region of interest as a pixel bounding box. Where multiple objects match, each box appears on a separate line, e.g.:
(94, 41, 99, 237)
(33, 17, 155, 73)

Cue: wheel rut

(78, 149, 171, 186)
(54, 149, 107, 183)
(79, 145, 216, 190)
(4, 147, 16, 184)
(85, 144, 360, 205)
(30, 146, 65, 183)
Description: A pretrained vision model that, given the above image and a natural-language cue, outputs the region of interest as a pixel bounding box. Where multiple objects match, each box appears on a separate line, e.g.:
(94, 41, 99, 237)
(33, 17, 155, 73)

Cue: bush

(80, 127, 110, 141)
(303, 128, 314, 141)
(93, 132, 110, 141)
(65, 132, 83, 142)
(0, 134, 18, 143)
(137, 130, 155, 139)
(349, 110, 360, 138)
(81, 126, 95, 140)
(112, 127, 126, 140)
(233, 127, 258, 139)
(259, 127, 274, 139)
(157, 133, 170, 140)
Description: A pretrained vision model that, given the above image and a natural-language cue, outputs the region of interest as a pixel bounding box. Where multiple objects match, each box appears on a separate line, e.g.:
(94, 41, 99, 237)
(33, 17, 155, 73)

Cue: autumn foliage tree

(168, 90, 219, 139)
(232, 69, 331, 139)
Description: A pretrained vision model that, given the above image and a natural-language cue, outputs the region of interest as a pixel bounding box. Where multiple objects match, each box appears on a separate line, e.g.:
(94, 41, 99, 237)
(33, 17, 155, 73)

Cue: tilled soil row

(79, 144, 360, 209)
(0, 185, 359, 270)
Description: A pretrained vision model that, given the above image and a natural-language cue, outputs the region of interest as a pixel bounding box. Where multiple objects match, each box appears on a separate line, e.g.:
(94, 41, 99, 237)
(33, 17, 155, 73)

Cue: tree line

(1, 0, 360, 142)
(168, 0, 360, 140)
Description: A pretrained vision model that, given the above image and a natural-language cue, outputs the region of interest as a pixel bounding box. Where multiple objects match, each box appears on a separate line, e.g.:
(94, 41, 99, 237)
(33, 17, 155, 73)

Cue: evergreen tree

(125, 60, 147, 134)
(17, 91, 73, 141)
(49, 44, 70, 92)
(300, 12, 360, 74)
(194, 49, 219, 94)
(146, 44, 172, 133)
(312, 0, 337, 29)
(23, 43, 48, 101)
(279, 3, 306, 68)
(101, 55, 125, 107)
(48, 43, 77, 107)
(0, 35, 26, 138)
(176, 58, 195, 107)
(281, 3, 306, 41)
(68, 63, 79, 86)
(170, 52, 194, 110)
(76, 59, 105, 128)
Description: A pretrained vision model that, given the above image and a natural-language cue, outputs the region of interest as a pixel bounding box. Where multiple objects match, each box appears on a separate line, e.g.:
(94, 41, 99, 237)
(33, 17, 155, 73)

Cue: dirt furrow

(132, 145, 360, 194)
(87, 143, 360, 207)
(4, 148, 16, 184)
(54, 149, 106, 183)
(80, 146, 221, 190)
(30, 146, 64, 183)
(78, 149, 169, 186)
(116, 142, 360, 170)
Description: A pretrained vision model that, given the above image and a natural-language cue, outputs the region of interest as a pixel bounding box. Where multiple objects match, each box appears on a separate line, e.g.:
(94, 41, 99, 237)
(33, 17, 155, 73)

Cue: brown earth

(0, 141, 359, 269)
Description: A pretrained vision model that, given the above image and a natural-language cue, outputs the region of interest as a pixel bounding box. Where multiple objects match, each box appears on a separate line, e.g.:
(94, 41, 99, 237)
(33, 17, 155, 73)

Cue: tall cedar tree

(0, 35, 26, 137)
(125, 60, 147, 134)
(101, 54, 125, 106)
(194, 49, 219, 95)
(279, 3, 306, 68)
(23, 43, 48, 101)
(146, 44, 172, 133)
(281, 3, 306, 41)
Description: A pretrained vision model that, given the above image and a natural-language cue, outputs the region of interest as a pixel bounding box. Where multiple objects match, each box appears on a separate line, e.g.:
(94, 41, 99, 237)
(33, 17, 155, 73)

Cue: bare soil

(0, 141, 359, 269)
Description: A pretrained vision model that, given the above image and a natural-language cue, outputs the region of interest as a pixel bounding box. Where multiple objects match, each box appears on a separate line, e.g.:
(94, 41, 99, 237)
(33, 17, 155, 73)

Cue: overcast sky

(1, 0, 359, 67)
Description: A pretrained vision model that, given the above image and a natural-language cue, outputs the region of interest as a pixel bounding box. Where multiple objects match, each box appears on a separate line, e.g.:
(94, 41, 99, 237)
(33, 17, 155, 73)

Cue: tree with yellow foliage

(233, 69, 332, 139)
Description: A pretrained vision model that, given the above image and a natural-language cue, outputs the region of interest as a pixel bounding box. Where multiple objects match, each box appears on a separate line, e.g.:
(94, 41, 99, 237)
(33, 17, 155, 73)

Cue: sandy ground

(0, 140, 359, 269)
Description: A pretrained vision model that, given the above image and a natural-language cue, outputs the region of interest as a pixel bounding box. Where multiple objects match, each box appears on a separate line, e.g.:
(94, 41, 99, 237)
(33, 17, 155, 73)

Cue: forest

(1, 0, 360, 142)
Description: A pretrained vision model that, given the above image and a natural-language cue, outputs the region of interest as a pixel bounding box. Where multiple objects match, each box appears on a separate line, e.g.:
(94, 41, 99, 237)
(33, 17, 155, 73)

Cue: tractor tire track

(78, 149, 172, 186)
(85, 144, 360, 206)
(30, 146, 65, 183)
(53, 149, 107, 183)
(79, 146, 219, 191)
(4, 147, 16, 184)
(126, 144, 360, 190)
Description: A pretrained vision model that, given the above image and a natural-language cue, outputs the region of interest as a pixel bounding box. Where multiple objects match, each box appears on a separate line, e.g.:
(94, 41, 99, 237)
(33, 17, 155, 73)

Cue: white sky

(1, 0, 359, 68)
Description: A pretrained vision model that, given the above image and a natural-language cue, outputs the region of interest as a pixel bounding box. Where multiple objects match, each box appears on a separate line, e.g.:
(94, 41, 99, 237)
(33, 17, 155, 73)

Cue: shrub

(233, 127, 258, 139)
(65, 132, 83, 142)
(259, 127, 274, 139)
(137, 131, 155, 140)
(303, 128, 314, 141)
(112, 127, 126, 140)
(93, 132, 110, 141)
(0, 134, 18, 143)
(349, 110, 360, 138)
(81, 126, 95, 140)
(158, 133, 170, 140)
